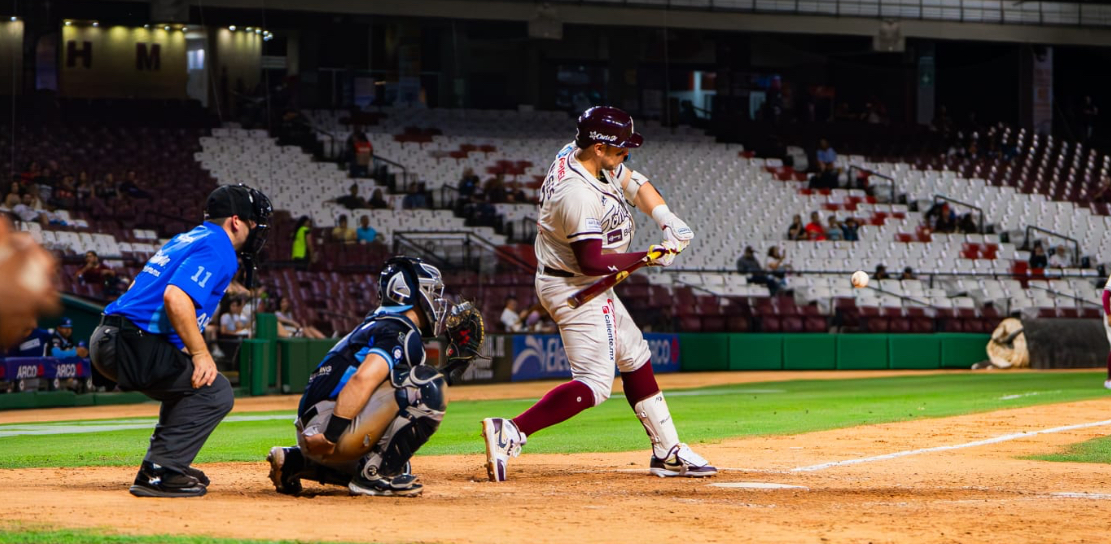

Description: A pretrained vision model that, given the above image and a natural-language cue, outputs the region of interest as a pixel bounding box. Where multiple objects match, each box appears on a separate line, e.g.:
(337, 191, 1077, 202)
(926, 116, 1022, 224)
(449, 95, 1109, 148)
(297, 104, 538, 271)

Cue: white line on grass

(0, 413, 295, 438)
(791, 418, 1111, 472)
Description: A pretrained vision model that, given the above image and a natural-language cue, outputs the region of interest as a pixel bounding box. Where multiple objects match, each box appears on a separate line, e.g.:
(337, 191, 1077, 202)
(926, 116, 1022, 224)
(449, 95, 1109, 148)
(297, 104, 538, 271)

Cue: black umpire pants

(90, 315, 234, 473)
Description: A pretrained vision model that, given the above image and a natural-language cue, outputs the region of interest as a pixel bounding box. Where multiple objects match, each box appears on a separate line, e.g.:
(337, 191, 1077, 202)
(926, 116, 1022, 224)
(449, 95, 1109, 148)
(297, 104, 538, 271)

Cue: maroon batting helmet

(575, 106, 643, 149)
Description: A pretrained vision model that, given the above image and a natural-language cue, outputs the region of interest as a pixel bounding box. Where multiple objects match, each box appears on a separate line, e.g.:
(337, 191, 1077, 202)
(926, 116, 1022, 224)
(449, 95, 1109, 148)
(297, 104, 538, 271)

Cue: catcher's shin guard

(361, 365, 447, 480)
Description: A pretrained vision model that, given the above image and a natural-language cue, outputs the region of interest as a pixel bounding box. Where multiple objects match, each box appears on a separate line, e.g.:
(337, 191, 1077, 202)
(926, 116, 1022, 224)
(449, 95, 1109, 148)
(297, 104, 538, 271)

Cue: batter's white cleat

(481, 418, 526, 482)
(649, 444, 718, 478)
(1104, 380, 1111, 390)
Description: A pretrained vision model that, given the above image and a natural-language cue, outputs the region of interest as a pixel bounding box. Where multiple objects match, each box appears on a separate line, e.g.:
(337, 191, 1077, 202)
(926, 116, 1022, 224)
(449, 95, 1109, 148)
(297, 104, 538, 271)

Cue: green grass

(1027, 434, 1111, 464)
(0, 372, 1107, 469)
(0, 525, 368, 544)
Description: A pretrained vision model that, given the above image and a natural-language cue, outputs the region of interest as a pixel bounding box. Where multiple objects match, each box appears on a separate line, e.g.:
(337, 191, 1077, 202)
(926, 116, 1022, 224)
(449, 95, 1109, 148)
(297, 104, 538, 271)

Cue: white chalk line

(791, 418, 1111, 472)
(0, 413, 294, 438)
(998, 390, 1061, 401)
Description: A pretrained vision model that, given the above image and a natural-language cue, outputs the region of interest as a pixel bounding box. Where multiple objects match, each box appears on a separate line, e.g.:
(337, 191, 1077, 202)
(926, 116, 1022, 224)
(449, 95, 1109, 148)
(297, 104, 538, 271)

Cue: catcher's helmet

(576, 106, 643, 149)
(378, 256, 448, 336)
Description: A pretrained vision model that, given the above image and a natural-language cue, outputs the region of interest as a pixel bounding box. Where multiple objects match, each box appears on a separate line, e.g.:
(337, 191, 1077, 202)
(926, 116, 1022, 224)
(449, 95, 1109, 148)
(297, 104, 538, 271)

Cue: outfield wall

(679, 333, 990, 372)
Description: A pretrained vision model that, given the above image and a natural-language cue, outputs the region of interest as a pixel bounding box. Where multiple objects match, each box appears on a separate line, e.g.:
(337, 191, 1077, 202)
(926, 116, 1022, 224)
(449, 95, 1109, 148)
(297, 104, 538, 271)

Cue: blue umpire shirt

(104, 222, 238, 350)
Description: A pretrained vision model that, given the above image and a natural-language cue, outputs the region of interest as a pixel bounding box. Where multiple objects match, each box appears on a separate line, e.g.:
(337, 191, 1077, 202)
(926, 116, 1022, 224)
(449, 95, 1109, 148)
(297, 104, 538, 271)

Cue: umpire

(90, 184, 272, 498)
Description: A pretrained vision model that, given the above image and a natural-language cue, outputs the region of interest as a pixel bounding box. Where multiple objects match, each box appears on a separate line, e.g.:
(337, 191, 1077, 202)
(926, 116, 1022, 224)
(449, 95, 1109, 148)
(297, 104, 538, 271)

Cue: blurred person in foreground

(0, 218, 59, 350)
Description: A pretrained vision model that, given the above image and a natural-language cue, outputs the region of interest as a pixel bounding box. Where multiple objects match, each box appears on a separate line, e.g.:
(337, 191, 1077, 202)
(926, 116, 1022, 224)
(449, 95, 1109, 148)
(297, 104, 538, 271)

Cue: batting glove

(646, 240, 682, 267)
(652, 205, 694, 251)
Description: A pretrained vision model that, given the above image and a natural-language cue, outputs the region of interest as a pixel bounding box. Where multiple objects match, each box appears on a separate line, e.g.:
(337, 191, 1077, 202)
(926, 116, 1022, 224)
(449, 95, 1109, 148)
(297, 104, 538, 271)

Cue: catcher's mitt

(440, 301, 485, 385)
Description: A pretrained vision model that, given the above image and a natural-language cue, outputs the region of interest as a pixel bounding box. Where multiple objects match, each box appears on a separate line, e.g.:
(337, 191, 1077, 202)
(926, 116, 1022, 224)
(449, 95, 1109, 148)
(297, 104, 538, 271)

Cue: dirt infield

(4, 370, 1111, 543)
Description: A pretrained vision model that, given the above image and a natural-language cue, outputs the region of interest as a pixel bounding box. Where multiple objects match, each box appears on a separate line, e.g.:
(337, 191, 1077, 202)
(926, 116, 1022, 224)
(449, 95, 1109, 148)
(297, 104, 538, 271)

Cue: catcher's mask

(377, 256, 451, 337)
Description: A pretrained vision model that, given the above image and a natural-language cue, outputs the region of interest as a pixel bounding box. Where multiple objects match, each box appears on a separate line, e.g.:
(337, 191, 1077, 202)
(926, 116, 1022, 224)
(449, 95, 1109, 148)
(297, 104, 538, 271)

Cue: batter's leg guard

(633, 392, 681, 459)
(348, 366, 446, 497)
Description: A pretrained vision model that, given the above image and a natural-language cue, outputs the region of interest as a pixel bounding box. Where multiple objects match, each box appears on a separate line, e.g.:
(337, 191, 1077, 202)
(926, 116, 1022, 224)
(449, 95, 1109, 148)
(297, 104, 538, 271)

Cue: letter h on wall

(66, 41, 92, 68)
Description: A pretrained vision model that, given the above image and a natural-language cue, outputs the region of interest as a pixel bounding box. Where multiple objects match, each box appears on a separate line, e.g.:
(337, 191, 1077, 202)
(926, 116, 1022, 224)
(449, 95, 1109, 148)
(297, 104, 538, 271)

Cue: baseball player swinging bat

(567, 246, 666, 309)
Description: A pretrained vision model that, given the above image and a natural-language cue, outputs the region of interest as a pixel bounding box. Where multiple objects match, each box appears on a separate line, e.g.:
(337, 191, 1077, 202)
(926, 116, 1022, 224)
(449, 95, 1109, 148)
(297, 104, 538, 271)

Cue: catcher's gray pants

(296, 381, 400, 474)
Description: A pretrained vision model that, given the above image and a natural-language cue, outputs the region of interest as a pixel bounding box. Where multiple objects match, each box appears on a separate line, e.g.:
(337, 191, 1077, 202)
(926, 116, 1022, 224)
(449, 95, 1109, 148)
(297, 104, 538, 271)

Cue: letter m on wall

(136, 43, 162, 71)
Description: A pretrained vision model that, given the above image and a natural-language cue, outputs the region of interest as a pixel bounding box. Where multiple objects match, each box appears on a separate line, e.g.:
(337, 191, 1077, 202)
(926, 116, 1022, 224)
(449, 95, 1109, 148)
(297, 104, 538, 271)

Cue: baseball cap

(59, 317, 73, 328)
(205, 185, 264, 223)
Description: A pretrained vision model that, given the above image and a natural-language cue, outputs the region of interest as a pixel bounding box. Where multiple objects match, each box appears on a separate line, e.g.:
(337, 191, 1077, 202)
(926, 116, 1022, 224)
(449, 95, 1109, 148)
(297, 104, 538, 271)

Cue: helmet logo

(387, 274, 411, 301)
(589, 131, 617, 142)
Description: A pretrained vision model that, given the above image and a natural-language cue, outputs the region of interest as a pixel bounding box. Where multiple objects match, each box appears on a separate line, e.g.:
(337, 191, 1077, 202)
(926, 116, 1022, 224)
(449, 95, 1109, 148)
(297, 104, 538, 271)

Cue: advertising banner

(510, 333, 680, 382)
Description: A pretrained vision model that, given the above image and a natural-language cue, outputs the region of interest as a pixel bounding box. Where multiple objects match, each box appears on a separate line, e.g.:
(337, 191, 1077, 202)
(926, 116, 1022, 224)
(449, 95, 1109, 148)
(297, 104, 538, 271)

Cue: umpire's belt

(100, 314, 144, 334)
(541, 266, 575, 278)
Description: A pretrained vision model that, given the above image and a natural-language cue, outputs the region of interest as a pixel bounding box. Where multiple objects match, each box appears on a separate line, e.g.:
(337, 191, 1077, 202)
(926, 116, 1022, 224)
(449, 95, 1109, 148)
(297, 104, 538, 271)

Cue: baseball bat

(566, 247, 666, 309)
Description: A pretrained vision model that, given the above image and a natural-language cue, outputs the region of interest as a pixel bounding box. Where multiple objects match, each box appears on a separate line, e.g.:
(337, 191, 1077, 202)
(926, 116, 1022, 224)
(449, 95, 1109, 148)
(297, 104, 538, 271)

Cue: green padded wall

(240, 339, 273, 396)
(888, 334, 941, 369)
(783, 334, 837, 370)
(279, 338, 311, 394)
(837, 335, 889, 370)
(939, 333, 990, 368)
(678, 333, 730, 371)
(729, 334, 783, 370)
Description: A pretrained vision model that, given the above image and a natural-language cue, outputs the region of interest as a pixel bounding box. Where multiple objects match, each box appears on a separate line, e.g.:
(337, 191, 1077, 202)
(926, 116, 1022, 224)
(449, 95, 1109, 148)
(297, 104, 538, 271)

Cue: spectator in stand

(119, 170, 152, 199)
(368, 188, 389, 210)
(484, 173, 508, 204)
(805, 211, 827, 241)
(274, 296, 326, 339)
(925, 202, 957, 233)
(98, 173, 119, 201)
(1029, 245, 1048, 269)
(958, 213, 979, 234)
(900, 267, 916, 281)
(348, 129, 373, 178)
(786, 214, 805, 241)
(458, 168, 480, 200)
(842, 217, 860, 241)
(500, 295, 527, 332)
(356, 215, 379, 244)
(401, 183, 429, 209)
(766, 246, 790, 294)
(826, 216, 844, 241)
(20, 161, 40, 187)
(735, 246, 761, 274)
(52, 174, 77, 209)
(335, 183, 366, 210)
(1082, 95, 1099, 142)
(331, 214, 356, 244)
(523, 303, 557, 333)
(291, 216, 314, 264)
(815, 138, 837, 170)
(75, 171, 93, 204)
(50, 318, 88, 359)
(76, 250, 116, 286)
(12, 193, 46, 226)
(219, 298, 252, 337)
(861, 101, 886, 124)
(874, 264, 890, 281)
(3, 181, 22, 209)
(1048, 245, 1071, 268)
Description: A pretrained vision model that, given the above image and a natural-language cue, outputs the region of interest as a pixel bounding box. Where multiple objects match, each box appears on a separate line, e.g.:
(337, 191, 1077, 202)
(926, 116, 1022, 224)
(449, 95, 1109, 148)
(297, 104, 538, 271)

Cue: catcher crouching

(267, 256, 484, 497)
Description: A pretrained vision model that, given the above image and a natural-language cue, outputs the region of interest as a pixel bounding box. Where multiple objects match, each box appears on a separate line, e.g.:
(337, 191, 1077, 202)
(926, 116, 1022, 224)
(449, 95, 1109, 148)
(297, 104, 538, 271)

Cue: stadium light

(9, 17, 16, 22)
(246, 27, 253, 31)
(163, 25, 170, 31)
(143, 24, 150, 29)
(64, 20, 72, 26)
(255, 29, 261, 34)
(92, 21, 99, 27)
(181, 27, 188, 32)
(229, 25, 236, 31)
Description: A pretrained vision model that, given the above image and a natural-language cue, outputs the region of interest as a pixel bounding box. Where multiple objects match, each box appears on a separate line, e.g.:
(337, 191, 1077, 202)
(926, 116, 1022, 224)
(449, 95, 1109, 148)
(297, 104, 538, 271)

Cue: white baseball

(851, 270, 869, 289)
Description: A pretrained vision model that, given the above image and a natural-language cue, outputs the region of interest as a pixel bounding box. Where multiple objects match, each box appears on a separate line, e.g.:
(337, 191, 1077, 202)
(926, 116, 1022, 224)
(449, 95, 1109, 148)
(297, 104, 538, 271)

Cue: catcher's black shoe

(267, 446, 304, 495)
(348, 472, 423, 497)
(130, 461, 207, 498)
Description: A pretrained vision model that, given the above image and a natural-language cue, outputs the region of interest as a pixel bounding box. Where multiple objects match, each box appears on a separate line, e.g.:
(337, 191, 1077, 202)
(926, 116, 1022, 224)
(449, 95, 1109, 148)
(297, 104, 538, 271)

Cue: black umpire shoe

(183, 466, 210, 487)
(129, 461, 207, 498)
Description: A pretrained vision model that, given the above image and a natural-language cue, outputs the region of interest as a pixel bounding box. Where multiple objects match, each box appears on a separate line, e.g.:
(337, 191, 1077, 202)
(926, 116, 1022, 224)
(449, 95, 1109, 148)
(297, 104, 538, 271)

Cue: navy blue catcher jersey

(298, 308, 426, 418)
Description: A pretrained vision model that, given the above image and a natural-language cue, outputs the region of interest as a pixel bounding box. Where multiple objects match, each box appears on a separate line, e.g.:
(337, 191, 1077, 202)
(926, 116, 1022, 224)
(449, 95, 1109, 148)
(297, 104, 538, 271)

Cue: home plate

(709, 482, 809, 490)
